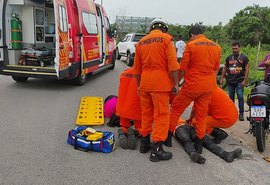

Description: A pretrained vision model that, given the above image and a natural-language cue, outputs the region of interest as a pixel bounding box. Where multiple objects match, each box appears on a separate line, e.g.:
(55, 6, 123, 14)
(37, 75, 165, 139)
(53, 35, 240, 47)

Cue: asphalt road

(0, 60, 269, 185)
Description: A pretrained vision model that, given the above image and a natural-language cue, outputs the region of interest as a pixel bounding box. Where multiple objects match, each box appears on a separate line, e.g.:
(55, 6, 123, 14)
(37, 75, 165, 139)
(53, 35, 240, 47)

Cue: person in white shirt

(175, 35, 186, 63)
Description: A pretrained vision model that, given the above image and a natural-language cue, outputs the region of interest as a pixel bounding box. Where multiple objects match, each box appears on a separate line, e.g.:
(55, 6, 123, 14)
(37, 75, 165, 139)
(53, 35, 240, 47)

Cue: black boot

(194, 137, 203, 154)
(239, 113, 244, 121)
(190, 152, 206, 164)
(150, 142, 172, 162)
(127, 127, 137, 150)
(118, 128, 128, 149)
(164, 131, 172, 147)
(140, 135, 152, 153)
(220, 148, 242, 163)
(211, 128, 228, 144)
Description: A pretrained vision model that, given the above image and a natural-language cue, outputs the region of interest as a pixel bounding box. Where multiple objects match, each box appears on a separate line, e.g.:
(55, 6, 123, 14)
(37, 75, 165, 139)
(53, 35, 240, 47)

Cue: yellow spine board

(76, 96, 104, 125)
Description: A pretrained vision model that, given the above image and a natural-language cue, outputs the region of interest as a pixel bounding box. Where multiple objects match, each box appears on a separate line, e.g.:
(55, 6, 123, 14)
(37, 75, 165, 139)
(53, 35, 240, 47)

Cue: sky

(96, 0, 269, 25)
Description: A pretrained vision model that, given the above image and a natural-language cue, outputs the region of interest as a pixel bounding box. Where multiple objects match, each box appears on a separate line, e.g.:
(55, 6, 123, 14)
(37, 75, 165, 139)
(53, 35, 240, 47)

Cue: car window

(121, 36, 130, 42)
(125, 36, 131, 42)
(132, 34, 145, 42)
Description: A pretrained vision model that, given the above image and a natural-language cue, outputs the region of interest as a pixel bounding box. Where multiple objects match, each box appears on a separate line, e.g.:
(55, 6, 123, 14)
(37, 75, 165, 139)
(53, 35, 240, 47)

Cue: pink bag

(104, 95, 118, 118)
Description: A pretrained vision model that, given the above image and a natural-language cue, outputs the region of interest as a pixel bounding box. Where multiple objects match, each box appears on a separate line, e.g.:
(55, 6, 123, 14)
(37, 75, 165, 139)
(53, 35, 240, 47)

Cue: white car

(116, 33, 146, 66)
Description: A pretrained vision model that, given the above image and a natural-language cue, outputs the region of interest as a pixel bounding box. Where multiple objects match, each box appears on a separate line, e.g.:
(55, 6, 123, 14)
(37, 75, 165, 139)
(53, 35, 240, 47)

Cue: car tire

(126, 52, 133, 67)
(109, 52, 116, 70)
(74, 69, 86, 86)
(12, 76, 29, 82)
(116, 48, 121, 60)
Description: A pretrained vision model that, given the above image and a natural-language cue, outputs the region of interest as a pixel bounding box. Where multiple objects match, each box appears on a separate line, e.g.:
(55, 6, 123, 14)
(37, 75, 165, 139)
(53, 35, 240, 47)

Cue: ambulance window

(59, 5, 68, 32)
(82, 12, 98, 35)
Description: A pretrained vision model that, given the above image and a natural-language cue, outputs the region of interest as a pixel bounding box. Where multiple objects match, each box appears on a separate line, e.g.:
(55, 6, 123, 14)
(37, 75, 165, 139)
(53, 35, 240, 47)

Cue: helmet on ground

(149, 18, 168, 32)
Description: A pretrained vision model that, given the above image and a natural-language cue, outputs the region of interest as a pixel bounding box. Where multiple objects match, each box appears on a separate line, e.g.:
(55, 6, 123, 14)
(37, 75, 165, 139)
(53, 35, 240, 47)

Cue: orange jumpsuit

(202, 87, 238, 134)
(116, 68, 142, 134)
(174, 88, 238, 134)
(133, 30, 179, 142)
(169, 34, 221, 139)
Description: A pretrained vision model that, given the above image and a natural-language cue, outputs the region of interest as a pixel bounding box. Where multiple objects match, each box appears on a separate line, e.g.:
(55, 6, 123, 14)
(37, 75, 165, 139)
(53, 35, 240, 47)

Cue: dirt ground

(226, 107, 270, 161)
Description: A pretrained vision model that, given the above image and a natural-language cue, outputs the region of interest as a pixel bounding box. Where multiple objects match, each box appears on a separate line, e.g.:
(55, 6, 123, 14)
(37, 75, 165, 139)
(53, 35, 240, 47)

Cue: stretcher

(19, 47, 54, 67)
(76, 96, 104, 125)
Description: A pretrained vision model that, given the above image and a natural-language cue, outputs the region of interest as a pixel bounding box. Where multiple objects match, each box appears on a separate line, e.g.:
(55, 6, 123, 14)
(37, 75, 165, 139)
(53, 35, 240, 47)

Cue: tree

(168, 24, 190, 41)
(139, 24, 147, 34)
(204, 22, 230, 44)
(226, 5, 270, 46)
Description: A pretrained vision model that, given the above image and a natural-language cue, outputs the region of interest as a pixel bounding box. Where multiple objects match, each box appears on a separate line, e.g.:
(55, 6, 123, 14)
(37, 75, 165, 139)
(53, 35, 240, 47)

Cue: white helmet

(149, 18, 168, 32)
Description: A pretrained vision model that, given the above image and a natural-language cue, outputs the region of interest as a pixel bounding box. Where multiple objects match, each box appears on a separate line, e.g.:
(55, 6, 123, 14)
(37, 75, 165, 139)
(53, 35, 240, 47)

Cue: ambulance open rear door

(96, 5, 106, 66)
(54, 0, 70, 79)
(0, 0, 6, 68)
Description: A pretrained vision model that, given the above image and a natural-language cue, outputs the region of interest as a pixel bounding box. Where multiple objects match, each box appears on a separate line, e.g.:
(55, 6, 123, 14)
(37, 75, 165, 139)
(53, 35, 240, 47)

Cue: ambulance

(0, 0, 117, 85)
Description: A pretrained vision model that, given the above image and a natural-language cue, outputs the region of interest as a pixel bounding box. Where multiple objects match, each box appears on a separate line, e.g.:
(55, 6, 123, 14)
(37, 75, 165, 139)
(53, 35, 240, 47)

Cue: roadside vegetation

(113, 4, 270, 94)
(167, 5, 270, 86)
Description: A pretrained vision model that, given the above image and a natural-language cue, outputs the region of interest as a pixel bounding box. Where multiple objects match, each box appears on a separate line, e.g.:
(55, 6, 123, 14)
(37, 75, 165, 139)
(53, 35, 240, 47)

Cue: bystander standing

(220, 41, 249, 121)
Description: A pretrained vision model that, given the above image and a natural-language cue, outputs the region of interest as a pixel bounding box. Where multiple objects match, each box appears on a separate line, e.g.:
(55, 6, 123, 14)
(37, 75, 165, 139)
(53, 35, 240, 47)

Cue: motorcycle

(246, 75, 270, 152)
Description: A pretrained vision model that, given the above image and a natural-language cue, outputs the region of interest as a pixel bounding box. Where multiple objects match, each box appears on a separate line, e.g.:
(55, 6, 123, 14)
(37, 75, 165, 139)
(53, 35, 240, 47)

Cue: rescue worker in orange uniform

(169, 25, 221, 154)
(116, 67, 142, 150)
(133, 18, 179, 162)
(186, 87, 238, 144)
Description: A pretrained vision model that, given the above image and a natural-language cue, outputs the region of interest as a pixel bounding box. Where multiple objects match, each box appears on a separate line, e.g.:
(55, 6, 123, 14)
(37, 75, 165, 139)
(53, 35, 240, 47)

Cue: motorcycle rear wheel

(255, 121, 266, 152)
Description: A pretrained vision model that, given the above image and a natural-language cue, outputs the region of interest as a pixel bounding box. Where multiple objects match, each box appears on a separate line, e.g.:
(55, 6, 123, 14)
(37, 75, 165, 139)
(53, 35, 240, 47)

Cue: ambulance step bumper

(92, 64, 114, 75)
(2, 69, 57, 78)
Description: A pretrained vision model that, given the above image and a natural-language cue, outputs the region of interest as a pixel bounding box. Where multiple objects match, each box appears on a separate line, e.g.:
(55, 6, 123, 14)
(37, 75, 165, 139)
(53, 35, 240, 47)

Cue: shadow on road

(5, 69, 114, 91)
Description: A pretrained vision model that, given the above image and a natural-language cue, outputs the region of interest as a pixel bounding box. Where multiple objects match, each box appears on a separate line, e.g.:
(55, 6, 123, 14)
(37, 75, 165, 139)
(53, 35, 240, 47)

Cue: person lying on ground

(174, 119, 242, 164)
